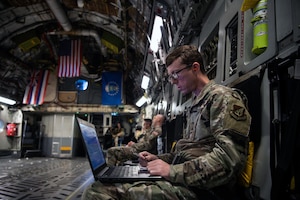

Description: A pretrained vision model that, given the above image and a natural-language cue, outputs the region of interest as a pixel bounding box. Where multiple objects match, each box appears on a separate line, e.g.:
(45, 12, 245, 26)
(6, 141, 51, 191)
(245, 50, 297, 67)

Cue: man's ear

(192, 62, 200, 71)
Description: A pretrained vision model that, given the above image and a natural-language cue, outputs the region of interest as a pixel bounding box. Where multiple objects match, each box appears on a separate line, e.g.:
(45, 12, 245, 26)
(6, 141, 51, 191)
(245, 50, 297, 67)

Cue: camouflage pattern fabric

(132, 126, 162, 153)
(160, 81, 251, 188)
(135, 127, 152, 143)
(82, 180, 198, 200)
(106, 146, 135, 166)
(82, 80, 251, 199)
(106, 126, 162, 166)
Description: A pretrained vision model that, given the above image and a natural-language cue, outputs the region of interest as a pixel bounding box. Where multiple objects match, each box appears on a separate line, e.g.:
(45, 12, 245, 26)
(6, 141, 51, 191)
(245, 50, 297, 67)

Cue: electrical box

(42, 114, 80, 158)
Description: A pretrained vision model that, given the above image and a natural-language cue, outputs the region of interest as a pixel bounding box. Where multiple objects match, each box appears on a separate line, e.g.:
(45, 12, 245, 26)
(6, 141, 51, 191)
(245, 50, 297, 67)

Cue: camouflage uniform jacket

(136, 128, 152, 143)
(158, 80, 251, 189)
(131, 126, 162, 154)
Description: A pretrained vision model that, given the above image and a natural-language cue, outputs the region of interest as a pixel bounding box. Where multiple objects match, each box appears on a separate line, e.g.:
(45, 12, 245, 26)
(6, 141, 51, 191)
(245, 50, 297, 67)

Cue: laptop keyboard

(107, 166, 139, 177)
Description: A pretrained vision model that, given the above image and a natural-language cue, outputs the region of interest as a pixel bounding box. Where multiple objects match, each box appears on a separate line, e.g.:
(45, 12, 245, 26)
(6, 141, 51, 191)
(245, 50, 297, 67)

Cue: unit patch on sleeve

(230, 104, 247, 121)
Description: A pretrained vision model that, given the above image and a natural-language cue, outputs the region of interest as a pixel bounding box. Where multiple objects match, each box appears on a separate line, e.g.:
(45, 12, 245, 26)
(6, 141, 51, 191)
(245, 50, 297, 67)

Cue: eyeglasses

(167, 64, 192, 82)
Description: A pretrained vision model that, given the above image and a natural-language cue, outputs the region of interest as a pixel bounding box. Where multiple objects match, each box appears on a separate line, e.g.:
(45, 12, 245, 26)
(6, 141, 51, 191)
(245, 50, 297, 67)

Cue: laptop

(76, 117, 163, 183)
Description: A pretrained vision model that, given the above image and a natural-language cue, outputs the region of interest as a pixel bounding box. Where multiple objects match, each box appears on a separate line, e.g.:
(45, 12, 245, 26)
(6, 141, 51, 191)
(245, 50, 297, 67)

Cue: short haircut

(136, 125, 142, 130)
(165, 45, 205, 73)
(144, 118, 152, 124)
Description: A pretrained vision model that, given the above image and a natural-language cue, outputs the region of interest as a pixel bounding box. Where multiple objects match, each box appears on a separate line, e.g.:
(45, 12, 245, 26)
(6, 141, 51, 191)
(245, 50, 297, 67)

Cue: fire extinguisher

(251, 0, 268, 55)
(6, 123, 17, 137)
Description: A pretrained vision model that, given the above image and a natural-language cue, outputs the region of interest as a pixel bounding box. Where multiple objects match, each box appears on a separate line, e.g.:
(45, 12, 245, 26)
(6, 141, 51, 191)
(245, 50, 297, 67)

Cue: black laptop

(76, 117, 162, 183)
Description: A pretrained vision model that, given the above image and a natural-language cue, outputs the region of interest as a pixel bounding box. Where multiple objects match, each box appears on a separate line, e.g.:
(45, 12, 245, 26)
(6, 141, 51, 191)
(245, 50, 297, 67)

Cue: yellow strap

(171, 141, 177, 152)
(239, 141, 255, 187)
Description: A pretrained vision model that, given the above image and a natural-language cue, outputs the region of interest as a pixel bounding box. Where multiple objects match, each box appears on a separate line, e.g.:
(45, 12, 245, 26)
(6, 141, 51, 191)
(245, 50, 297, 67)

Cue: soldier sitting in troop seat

(106, 114, 165, 166)
(129, 118, 152, 146)
(82, 45, 251, 200)
(111, 122, 125, 147)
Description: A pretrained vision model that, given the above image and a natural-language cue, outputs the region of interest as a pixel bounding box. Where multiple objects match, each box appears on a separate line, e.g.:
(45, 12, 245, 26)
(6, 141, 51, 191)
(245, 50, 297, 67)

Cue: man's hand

(138, 152, 170, 179)
(126, 141, 135, 147)
(138, 151, 157, 167)
(147, 159, 170, 179)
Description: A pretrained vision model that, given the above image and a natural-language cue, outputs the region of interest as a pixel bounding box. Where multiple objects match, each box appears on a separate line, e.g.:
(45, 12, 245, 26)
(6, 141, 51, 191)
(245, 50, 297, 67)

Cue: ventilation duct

(45, 0, 72, 31)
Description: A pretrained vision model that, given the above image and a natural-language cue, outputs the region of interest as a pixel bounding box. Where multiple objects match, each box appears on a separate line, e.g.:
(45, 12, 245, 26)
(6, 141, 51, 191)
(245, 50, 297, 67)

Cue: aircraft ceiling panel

(0, 0, 154, 106)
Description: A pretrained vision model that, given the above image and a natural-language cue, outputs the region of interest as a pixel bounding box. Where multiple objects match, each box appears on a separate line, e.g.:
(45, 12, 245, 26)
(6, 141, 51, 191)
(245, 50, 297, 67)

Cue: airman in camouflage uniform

(81, 45, 251, 200)
(106, 114, 165, 166)
(133, 118, 152, 143)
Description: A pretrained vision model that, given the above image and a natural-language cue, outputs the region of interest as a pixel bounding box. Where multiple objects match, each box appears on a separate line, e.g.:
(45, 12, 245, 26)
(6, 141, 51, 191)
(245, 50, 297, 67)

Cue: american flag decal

(22, 70, 50, 105)
(58, 39, 82, 77)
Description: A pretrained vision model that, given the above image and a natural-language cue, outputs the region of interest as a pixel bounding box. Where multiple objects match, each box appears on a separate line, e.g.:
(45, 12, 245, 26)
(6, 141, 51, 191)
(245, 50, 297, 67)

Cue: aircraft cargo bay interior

(0, 0, 300, 200)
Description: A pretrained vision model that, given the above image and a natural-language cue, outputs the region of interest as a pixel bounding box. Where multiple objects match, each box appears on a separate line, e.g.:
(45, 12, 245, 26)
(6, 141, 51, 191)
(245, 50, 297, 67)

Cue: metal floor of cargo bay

(0, 156, 94, 200)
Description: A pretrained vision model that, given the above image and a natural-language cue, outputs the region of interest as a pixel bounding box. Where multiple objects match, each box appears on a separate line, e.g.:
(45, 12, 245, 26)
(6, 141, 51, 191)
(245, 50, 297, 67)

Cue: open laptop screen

(78, 120, 105, 170)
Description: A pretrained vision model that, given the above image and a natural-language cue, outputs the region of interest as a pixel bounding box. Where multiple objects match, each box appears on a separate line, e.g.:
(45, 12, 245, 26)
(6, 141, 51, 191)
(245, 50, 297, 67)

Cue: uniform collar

(192, 80, 215, 105)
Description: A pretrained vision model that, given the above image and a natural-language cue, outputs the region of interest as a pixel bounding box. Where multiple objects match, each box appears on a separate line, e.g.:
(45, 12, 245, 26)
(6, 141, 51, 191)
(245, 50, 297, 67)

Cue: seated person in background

(127, 118, 152, 147)
(133, 125, 142, 142)
(111, 122, 125, 147)
(106, 114, 165, 166)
